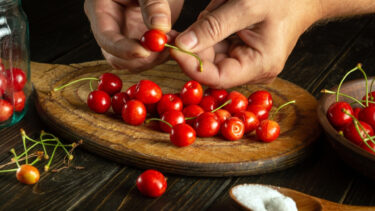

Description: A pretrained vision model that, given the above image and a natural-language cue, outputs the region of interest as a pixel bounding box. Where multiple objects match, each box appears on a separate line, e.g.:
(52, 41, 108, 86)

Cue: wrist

(318, 0, 375, 20)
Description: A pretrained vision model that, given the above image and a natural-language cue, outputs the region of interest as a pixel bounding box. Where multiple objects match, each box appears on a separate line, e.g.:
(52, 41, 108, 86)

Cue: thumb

(175, 1, 263, 52)
(138, 0, 172, 32)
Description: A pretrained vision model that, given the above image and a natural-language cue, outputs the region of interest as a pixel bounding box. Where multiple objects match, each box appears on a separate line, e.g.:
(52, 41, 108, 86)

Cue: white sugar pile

(231, 184, 298, 211)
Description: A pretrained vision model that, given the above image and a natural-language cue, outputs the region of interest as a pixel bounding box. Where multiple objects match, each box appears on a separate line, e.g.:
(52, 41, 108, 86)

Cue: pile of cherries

(55, 72, 295, 147)
(325, 64, 375, 154)
(0, 64, 27, 123)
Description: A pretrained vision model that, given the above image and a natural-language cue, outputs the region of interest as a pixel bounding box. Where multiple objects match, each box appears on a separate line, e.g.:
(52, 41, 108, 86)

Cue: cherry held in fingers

(16, 164, 40, 185)
(87, 90, 111, 113)
(136, 169, 167, 198)
(122, 100, 147, 126)
(140, 29, 203, 72)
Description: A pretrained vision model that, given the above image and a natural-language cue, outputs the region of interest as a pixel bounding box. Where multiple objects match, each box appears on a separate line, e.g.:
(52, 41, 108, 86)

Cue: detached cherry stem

(53, 77, 99, 92)
(270, 100, 296, 120)
(165, 43, 203, 72)
(10, 148, 20, 168)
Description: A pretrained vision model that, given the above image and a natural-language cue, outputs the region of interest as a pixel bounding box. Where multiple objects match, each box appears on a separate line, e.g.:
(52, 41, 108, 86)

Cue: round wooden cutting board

(31, 60, 321, 177)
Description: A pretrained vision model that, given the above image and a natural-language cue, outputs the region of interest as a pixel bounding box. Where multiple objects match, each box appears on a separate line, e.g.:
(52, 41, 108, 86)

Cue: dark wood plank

(22, 0, 94, 62)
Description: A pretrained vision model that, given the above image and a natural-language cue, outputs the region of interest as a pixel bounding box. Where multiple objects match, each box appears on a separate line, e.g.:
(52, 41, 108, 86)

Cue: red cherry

(224, 91, 248, 114)
(170, 123, 196, 147)
(0, 74, 7, 96)
(358, 106, 375, 130)
(194, 112, 220, 137)
(87, 90, 111, 113)
(140, 29, 167, 52)
(204, 88, 228, 105)
(343, 121, 374, 146)
(125, 84, 137, 99)
(122, 99, 147, 126)
(199, 95, 217, 112)
(159, 110, 185, 133)
(135, 80, 162, 104)
(97, 73, 123, 96)
(16, 164, 40, 185)
(362, 91, 375, 107)
(157, 94, 183, 115)
(5, 91, 26, 112)
(234, 110, 259, 134)
(136, 169, 167, 198)
(0, 99, 13, 122)
(221, 117, 245, 141)
(180, 80, 203, 105)
(214, 109, 231, 124)
(256, 120, 280, 142)
(7, 68, 26, 91)
(248, 90, 273, 111)
(353, 107, 362, 119)
(111, 92, 128, 114)
(361, 141, 375, 154)
(247, 104, 269, 121)
(182, 104, 204, 125)
(146, 103, 158, 115)
(327, 102, 353, 129)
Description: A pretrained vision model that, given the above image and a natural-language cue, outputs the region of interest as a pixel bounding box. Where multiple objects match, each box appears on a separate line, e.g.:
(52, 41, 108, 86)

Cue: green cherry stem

(45, 143, 59, 172)
(10, 149, 20, 168)
(30, 157, 41, 166)
(357, 64, 369, 107)
(0, 168, 18, 173)
(39, 130, 49, 159)
(336, 64, 360, 103)
(53, 77, 99, 92)
(321, 89, 365, 107)
(21, 132, 28, 164)
(270, 100, 296, 120)
(165, 43, 203, 72)
(42, 131, 73, 160)
(146, 118, 173, 128)
(211, 99, 232, 113)
(15, 142, 39, 161)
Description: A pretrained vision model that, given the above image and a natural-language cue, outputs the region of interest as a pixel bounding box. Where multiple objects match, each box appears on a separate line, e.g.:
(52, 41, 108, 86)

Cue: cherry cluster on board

(325, 64, 375, 155)
(0, 63, 27, 122)
(54, 72, 296, 147)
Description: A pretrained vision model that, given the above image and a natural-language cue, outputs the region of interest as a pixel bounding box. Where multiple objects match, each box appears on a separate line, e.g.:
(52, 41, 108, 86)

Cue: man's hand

(169, 0, 323, 88)
(84, 0, 183, 71)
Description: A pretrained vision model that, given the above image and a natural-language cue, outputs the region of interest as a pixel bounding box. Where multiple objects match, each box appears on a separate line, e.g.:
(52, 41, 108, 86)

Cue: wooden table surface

(1, 0, 375, 210)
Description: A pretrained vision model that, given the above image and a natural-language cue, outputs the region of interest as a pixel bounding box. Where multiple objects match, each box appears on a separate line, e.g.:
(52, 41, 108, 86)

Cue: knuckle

(141, 0, 167, 11)
(200, 14, 224, 41)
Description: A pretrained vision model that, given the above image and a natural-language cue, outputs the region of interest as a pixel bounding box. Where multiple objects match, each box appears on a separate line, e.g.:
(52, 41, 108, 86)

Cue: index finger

(84, 0, 150, 59)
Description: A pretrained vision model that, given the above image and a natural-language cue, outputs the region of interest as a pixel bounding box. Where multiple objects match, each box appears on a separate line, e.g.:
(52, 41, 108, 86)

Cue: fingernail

(151, 14, 169, 29)
(177, 31, 198, 50)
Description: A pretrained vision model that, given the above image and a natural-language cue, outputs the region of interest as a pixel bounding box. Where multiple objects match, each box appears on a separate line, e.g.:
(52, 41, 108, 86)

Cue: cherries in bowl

(318, 64, 375, 180)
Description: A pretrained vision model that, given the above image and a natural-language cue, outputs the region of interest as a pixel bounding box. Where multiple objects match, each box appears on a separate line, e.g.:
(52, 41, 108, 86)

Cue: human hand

(170, 0, 323, 88)
(84, 0, 184, 71)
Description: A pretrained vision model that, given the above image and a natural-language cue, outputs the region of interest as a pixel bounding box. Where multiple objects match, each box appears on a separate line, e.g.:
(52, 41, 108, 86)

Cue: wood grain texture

(30, 60, 320, 176)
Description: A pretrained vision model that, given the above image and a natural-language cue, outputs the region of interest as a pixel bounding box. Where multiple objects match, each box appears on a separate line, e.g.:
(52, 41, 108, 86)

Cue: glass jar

(0, 0, 31, 128)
